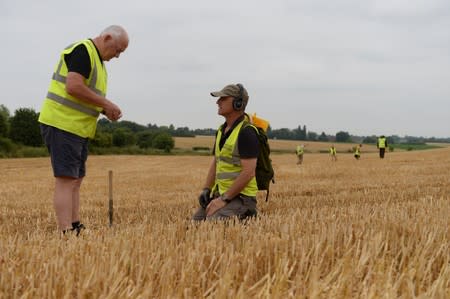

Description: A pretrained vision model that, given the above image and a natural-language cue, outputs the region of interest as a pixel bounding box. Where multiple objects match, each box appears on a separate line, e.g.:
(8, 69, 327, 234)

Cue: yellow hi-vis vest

(330, 147, 336, 155)
(214, 120, 258, 197)
(378, 137, 386, 148)
(296, 145, 304, 155)
(38, 40, 107, 139)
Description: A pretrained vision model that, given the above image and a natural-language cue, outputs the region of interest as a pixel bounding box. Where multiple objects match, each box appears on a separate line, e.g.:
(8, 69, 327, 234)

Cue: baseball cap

(210, 84, 249, 102)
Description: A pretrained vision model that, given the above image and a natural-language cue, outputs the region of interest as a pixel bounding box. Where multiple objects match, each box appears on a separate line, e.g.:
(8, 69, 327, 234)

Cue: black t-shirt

(213, 115, 259, 158)
(63, 40, 102, 79)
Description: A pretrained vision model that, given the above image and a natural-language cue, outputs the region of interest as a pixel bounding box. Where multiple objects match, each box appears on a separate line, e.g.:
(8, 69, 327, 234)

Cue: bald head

(100, 25, 129, 43)
(94, 25, 129, 61)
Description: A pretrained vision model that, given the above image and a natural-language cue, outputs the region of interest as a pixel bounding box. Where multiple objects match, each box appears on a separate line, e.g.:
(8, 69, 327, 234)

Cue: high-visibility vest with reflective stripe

(378, 137, 386, 148)
(214, 120, 258, 197)
(330, 147, 336, 155)
(38, 39, 107, 138)
(355, 146, 361, 155)
(296, 145, 304, 155)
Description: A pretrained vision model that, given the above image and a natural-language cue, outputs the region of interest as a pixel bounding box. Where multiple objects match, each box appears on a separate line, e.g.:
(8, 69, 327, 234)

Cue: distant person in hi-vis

(354, 144, 362, 160)
(296, 144, 305, 165)
(330, 145, 337, 161)
(377, 135, 388, 159)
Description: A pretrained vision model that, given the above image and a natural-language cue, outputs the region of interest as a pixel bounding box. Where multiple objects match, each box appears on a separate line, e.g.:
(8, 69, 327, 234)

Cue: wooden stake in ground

(108, 170, 113, 227)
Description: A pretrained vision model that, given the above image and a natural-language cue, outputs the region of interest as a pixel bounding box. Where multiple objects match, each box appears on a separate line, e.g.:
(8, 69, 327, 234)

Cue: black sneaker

(70, 223, 86, 236)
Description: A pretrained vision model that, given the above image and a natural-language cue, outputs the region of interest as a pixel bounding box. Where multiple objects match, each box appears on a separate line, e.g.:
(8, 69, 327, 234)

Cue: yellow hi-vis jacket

(214, 120, 258, 197)
(38, 39, 107, 139)
(378, 137, 386, 148)
(330, 147, 336, 155)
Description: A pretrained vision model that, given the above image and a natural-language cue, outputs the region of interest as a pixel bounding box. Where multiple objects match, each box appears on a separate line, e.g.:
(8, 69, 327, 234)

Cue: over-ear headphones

(232, 83, 244, 111)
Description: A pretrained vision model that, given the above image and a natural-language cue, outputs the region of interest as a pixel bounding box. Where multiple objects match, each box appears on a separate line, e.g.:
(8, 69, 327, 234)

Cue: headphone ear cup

(234, 83, 245, 111)
(233, 98, 243, 110)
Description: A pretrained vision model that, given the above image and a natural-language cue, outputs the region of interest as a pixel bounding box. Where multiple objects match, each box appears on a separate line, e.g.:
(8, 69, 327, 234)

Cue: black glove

(198, 188, 211, 209)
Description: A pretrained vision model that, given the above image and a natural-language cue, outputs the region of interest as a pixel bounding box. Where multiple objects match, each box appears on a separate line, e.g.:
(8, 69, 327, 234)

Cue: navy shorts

(40, 124, 88, 178)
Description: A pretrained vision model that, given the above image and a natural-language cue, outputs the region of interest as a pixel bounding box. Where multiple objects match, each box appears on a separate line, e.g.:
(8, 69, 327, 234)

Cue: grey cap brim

(210, 91, 228, 97)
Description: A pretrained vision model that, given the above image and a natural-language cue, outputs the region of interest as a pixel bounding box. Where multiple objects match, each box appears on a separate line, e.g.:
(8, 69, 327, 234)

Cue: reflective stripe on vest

(217, 171, 241, 180)
(38, 39, 107, 138)
(378, 138, 386, 148)
(46, 92, 99, 117)
(217, 155, 241, 165)
(215, 120, 258, 197)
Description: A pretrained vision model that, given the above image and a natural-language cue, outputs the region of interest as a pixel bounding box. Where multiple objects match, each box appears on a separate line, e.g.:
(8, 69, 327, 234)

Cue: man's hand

(103, 100, 122, 121)
(206, 197, 227, 217)
(198, 188, 211, 209)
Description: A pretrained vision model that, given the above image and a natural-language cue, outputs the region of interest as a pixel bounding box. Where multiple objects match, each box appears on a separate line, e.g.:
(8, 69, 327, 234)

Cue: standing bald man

(39, 25, 129, 235)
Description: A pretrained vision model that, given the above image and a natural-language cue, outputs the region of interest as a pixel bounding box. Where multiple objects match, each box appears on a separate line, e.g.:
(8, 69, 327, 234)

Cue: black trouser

(379, 148, 385, 158)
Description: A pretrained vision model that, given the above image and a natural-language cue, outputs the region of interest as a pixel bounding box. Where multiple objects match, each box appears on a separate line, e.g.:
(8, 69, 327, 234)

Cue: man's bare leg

(71, 178, 83, 223)
(54, 177, 77, 231)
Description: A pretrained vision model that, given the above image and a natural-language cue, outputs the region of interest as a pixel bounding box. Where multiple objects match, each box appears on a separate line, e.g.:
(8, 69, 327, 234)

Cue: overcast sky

(2, 0, 449, 137)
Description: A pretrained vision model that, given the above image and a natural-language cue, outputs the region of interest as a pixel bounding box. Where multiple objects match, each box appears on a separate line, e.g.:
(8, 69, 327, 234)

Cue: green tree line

(1, 105, 449, 158)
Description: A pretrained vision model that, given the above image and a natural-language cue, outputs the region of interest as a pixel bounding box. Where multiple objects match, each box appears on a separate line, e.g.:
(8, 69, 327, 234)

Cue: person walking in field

(354, 144, 362, 160)
(329, 144, 337, 161)
(192, 83, 259, 221)
(296, 144, 305, 165)
(38, 25, 129, 235)
(377, 135, 388, 159)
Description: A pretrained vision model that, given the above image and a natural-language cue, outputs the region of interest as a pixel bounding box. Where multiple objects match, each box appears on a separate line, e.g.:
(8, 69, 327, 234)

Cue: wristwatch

(220, 194, 232, 203)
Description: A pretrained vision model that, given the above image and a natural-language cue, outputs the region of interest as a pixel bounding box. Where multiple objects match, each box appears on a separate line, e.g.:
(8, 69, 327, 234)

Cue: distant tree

(147, 123, 159, 130)
(0, 105, 10, 137)
(96, 118, 114, 132)
(387, 135, 397, 144)
(405, 136, 425, 144)
(91, 130, 113, 147)
(269, 128, 294, 140)
(152, 132, 174, 152)
(173, 126, 195, 137)
(97, 119, 147, 133)
(137, 131, 156, 149)
(9, 108, 42, 146)
(0, 104, 10, 119)
(362, 135, 377, 144)
(307, 131, 318, 141)
(0, 137, 17, 155)
(112, 128, 136, 147)
(293, 125, 307, 140)
(318, 132, 329, 142)
(193, 128, 216, 136)
(116, 120, 147, 133)
(335, 131, 351, 143)
(0, 113, 8, 138)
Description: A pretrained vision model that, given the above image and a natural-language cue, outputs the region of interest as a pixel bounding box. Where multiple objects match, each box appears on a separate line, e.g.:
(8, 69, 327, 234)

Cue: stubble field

(0, 141, 449, 298)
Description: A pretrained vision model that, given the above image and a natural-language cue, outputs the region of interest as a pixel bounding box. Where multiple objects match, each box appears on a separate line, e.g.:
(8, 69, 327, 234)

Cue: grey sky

(2, 0, 449, 137)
